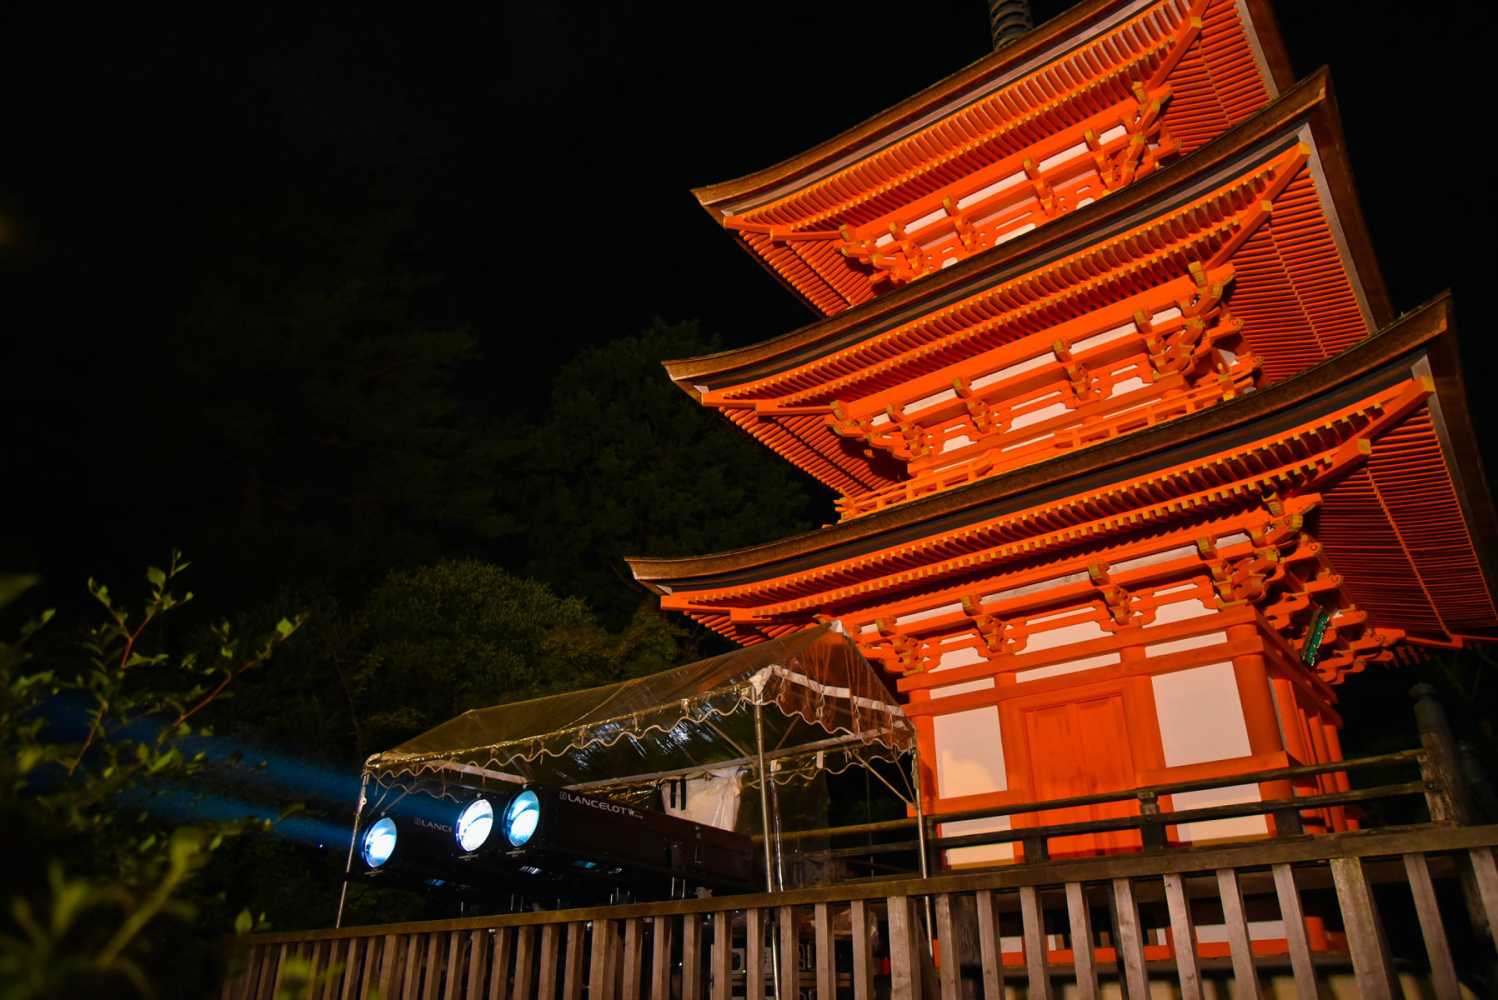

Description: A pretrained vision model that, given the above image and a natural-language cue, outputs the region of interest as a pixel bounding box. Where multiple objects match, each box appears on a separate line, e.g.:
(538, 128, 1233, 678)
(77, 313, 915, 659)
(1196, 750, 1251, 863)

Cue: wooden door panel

(1023, 693, 1140, 856)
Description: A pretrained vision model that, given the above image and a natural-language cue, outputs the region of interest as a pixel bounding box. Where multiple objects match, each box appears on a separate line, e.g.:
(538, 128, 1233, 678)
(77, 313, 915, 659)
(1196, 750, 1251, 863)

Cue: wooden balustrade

(224, 823, 1498, 999)
(795, 748, 1435, 872)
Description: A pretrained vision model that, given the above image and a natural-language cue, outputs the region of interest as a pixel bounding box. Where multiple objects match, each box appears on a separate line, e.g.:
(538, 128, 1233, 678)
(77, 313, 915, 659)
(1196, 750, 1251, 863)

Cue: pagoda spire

(988, 0, 1033, 48)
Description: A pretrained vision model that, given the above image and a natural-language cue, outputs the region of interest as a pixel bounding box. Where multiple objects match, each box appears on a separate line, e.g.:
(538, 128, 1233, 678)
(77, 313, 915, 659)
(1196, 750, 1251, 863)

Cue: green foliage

(349, 559, 682, 752)
(0, 559, 302, 998)
(498, 319, 820, 625)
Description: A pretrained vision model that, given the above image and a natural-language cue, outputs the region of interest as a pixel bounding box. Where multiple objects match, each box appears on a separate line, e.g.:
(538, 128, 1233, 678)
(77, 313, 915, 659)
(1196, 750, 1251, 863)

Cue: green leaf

(275, 617, 296, 638)
(146, 566, 166, 587)
(234, 908, 254, 935)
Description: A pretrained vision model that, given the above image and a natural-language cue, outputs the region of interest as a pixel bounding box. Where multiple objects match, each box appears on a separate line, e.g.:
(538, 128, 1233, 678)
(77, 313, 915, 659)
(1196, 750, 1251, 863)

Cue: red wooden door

(1022, 693, 1141, 857)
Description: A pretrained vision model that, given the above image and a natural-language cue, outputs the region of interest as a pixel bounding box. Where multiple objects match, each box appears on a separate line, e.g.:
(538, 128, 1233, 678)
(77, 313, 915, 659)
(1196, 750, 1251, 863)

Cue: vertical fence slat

(242, 954, 260, 1000)
(814, 904, 834, 1000)
(306, 940, 324, 999)
(272, 943, 291, 999)
(232, 945, 254, 1000)
(589, 920, 615, 1000)
(974, 890, 1004, 1000)
(489, 927, 513, 1000)
(422, 933, 443, 999)
(1470, 847, 1498, 949)
(1330, 857, 1397, 999)
(935, 894, 960, 1000)
(888, 895, 921, 1000)
(746, 907, 766, 1000)
(332, 939, 349, 1000)
(466, 930, 489, 1000)
(778, 907, 797, 1000)
(230, 946, 251, 999)
(511, 926, 535, 1000)
(402, 934, 424, 1000)
(562, 924, 585, 1000)
(337, 939, 357, 1000)
(650, 917, 672, 1000)
(605, 919, 623, 1000)
(682, 914, 702, 1000)
(1019, 885, 1053, 1000)
(311, 940, 332, 1000)
(1064, 882, 1098, 1000)
(710, 912, 731, 1000)
(379, 934, 400, 999)
(1270, 865, 1317, 1000)
(621, 919, 643, 1000)
(442, 932, 463, 1000)
(851, 899, 874, 1000)
(342, 938, 365, 1000)
(330, 940, 347, 1000)
(266, 943, 287, 1000)
(233, 945, 256, 1000)
(364, 937, 383, 1000)
(1215, 869, 1263, 999)
(537, 924, 560, 1000)
(1162, 873, 1203, 1000)
(1110, 878, 1149, 1000)
(560, 924, 585, 1000)
(1403, 853, 1459, 999)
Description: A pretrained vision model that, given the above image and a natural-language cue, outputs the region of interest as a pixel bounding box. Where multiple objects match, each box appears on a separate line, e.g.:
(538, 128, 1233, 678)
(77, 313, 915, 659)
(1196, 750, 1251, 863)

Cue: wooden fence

(808, 747, 1438, 871)
(224, 823, 1498, 999)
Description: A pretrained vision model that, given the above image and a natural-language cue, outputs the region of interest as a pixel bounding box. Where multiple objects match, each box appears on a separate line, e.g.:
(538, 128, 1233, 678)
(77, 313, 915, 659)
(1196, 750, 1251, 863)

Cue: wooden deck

(224, 822, 1498, 999)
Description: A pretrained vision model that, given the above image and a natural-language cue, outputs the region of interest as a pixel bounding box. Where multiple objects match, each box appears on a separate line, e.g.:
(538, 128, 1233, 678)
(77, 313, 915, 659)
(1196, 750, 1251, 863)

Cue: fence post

(1138, 791, 1166, 850)
(1411, 683, 1472, 824)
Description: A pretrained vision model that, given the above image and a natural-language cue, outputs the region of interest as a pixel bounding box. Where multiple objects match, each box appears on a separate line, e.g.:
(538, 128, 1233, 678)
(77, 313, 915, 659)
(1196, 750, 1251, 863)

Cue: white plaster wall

(1152, 662, 1266, 840)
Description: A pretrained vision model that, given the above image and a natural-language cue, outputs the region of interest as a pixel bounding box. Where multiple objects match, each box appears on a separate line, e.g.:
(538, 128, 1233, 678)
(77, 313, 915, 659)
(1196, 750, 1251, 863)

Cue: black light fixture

(353, 784, 757, 902)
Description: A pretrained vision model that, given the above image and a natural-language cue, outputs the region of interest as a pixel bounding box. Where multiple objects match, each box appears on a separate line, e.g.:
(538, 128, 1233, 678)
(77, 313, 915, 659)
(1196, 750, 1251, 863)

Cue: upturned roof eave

(630, 293, 1463, 591)
(664, 67, 1372, 395)
(689, 0, 1295, 218)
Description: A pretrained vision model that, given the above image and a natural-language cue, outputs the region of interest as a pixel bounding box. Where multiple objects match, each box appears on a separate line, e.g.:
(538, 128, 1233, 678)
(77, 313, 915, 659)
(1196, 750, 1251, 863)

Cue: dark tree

(499, 320, 825, 626)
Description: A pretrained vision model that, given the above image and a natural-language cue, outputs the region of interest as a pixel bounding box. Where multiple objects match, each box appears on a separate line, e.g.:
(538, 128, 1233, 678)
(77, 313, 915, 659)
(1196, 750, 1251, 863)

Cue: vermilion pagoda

(629, 0, 1498, 874)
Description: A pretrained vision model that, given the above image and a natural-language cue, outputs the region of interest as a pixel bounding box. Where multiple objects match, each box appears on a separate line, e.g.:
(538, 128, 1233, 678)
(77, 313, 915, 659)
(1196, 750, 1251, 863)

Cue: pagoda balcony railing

(809, 747, 1444, 871)
(221, 745, 1496, 998)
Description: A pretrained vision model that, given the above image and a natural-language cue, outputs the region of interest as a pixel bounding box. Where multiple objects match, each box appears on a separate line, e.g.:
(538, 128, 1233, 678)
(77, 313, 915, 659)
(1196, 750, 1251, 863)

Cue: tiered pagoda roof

(632, 0, 1498, 687)
(629, 298, 1498, 674)
(673, 73, 1387, 515)
(695, 0, 1294, 314)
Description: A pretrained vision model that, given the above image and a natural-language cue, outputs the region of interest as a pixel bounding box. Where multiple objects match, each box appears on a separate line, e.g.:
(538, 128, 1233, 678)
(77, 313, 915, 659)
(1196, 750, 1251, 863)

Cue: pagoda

(628, 0, 1498, 877)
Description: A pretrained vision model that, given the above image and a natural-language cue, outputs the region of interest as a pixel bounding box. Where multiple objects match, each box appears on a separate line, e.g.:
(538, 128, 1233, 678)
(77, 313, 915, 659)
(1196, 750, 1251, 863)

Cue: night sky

(4, 0, 1496, 570)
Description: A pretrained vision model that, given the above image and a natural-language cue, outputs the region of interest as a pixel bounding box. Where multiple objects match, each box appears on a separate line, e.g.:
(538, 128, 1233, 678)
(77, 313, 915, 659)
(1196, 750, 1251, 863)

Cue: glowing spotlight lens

(455, 798, 494, 852)
(503, 790, 540, 847)
(361, 817, 397, 868)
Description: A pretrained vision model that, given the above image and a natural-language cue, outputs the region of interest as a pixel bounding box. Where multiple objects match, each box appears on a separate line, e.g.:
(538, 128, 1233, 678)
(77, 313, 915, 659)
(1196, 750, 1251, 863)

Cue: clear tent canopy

(362, 624, 918, 814)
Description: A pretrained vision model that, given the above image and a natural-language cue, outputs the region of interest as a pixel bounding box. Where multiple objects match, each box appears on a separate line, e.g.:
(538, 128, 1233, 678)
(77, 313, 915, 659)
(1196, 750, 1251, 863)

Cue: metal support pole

(911, 748, 935, 953)
(754, 703, 783, 1000)
(335, 770, 370, 929)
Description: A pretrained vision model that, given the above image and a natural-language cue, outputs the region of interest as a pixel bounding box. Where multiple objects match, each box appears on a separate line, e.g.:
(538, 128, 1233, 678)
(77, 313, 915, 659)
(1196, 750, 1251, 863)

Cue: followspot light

(455, 798, 494, 852)
(361, 816, 398, 868)
(503, 789, 540, 847)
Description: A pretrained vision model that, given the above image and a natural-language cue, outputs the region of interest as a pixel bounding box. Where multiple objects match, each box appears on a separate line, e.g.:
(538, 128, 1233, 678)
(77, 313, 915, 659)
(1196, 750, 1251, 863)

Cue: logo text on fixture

(559, 790, 643, 820)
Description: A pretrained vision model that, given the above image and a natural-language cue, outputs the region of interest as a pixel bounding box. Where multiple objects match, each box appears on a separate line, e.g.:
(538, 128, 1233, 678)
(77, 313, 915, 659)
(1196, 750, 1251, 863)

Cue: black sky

(4, 0, 1496, 541)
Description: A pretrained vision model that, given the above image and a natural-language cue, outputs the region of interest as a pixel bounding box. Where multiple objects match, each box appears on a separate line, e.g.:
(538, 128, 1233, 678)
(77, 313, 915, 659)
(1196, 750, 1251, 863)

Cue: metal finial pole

(988, 0, 1034, 49)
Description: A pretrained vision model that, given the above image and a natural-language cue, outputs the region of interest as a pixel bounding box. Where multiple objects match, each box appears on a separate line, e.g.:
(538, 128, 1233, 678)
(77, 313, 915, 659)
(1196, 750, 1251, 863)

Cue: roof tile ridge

(734, 2, 1187, 226)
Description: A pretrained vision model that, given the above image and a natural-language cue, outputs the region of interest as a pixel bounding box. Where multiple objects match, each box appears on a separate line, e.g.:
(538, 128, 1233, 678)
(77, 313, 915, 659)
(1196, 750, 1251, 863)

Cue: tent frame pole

(335, 770, 370, 929)
(754, 702, 784, 999)
(911, 746, 935, 952)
